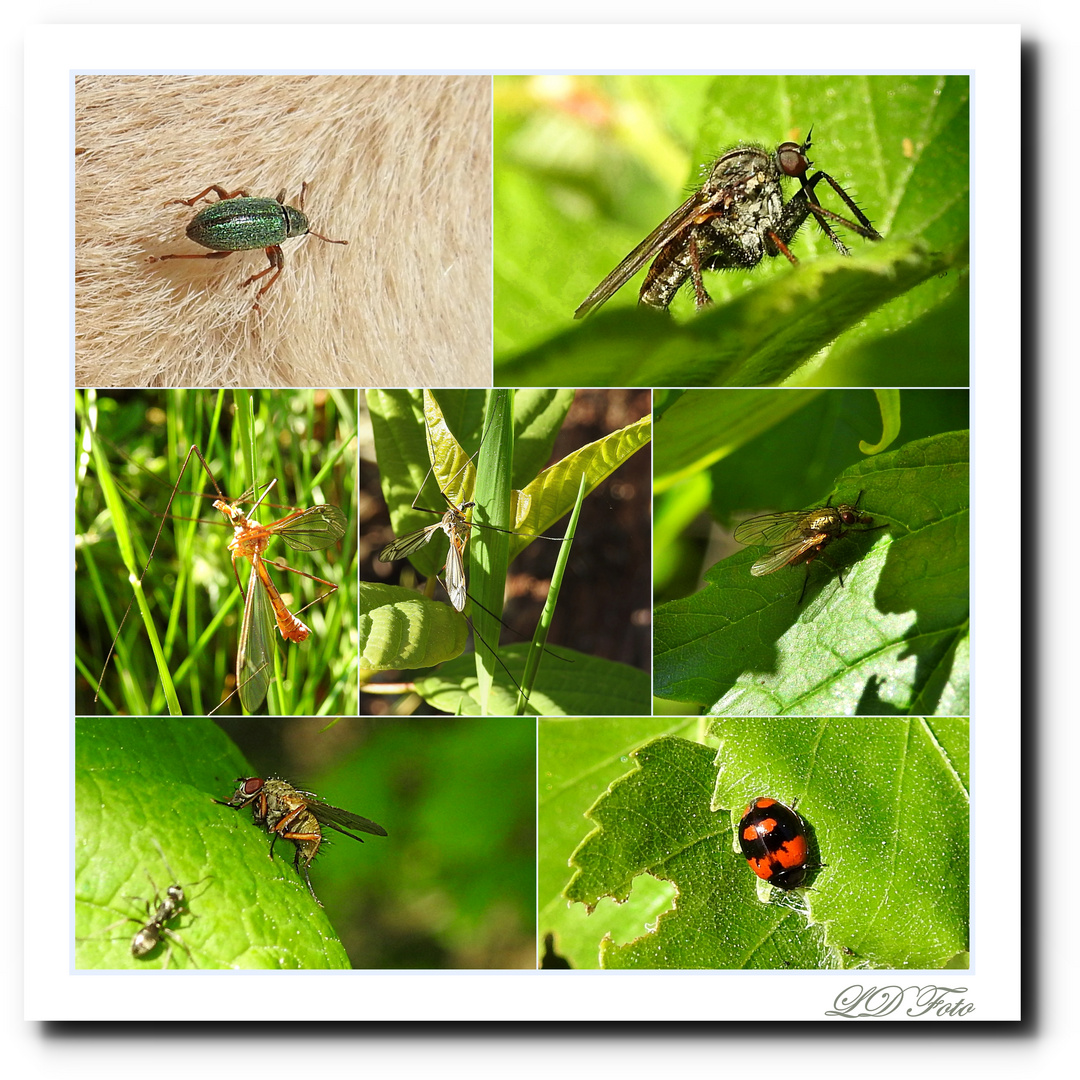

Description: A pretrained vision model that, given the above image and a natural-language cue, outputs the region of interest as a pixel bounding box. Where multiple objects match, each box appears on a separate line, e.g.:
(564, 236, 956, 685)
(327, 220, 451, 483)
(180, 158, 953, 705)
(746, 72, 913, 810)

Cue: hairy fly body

(574, 131, 882, 318)
(220, 776, 387, 906)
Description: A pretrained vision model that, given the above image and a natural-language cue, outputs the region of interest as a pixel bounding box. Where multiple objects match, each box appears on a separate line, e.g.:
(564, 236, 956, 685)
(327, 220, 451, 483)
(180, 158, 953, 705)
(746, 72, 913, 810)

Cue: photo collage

(73, 73, 971, 981)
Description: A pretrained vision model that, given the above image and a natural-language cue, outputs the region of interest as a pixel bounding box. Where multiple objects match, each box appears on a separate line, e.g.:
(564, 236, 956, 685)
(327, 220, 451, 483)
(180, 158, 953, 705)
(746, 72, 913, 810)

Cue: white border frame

(30, 23, 1018, 1021)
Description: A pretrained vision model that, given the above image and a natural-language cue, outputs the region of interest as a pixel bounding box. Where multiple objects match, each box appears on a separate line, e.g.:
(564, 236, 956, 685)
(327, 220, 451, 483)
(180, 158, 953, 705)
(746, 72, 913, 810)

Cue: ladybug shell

(738, 797, 809, 890)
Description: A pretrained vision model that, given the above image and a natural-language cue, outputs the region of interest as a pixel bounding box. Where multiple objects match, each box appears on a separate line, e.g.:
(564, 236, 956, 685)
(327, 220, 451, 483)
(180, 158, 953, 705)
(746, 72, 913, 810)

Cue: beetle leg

(165, 185, 249, 207)
(238, 246, 285, 307)
(149, 250, 234, 264)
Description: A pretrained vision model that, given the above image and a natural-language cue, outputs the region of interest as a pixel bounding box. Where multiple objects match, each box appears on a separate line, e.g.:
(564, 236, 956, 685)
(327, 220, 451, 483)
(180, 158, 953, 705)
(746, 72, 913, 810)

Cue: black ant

(80, 840, 209, 968)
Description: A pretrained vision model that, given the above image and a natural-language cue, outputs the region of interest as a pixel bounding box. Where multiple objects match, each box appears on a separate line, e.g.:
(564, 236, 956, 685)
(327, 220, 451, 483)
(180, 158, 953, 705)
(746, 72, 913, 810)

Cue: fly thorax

(803, 509, 839, 534)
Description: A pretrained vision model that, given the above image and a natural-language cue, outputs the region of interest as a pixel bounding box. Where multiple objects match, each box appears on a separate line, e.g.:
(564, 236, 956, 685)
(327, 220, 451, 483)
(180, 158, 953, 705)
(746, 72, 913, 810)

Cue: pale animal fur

(75, 75, 492, 388)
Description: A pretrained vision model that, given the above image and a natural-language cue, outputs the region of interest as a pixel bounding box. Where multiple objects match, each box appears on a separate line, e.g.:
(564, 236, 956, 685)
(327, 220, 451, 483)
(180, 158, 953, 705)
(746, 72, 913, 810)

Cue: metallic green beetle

(149, 182, 347, 308)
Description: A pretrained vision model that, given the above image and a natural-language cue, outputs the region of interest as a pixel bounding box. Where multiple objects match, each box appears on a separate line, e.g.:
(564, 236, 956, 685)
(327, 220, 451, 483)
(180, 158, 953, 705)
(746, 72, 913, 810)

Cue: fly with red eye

(574, 128, 882, 318)
(218, 776, 387, 906)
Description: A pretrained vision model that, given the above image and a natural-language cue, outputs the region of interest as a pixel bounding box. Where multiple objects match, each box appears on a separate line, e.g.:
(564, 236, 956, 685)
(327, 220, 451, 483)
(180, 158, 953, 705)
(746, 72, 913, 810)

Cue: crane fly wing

(275, 504, 347, 551)
(442, 518, 469, 612)
(237, 558, 273, 712)
(574, 187, 723, 318)
(378, 522, 442, 563)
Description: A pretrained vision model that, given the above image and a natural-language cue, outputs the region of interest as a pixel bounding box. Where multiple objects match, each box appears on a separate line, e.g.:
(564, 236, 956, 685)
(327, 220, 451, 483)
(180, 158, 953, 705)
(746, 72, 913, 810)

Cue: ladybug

(738, 797, 816, 890)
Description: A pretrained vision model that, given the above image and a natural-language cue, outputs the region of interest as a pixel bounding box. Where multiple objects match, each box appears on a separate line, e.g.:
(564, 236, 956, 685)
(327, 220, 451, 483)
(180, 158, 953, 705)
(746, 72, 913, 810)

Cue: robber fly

(733, 492, 885, 603)
(219, 776, 387, 906)
(574, 129, 883, 318)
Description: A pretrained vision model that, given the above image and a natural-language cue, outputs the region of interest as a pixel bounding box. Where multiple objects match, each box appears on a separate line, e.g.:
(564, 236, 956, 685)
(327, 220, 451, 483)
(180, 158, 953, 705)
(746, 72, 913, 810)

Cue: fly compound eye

(241, 777, 264, 795)
(777, 142, 810, 177)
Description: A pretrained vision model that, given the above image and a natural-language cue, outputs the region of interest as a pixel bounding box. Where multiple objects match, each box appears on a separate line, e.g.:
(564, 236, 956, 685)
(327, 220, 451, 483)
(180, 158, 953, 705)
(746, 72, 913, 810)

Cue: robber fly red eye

(776, 141, 811, 177)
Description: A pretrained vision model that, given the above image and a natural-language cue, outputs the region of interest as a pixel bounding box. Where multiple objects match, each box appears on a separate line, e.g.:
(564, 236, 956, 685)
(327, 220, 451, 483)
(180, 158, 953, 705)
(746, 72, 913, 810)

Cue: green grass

(75, 388, 358, 716)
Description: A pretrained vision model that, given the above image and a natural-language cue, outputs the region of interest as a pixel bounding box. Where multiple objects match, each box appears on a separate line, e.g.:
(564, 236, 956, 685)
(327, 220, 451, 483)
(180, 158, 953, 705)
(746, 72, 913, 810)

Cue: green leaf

(654, 388, 824, 491)
(359, 582, 470, 671)
(417, 647, 651, 717)
(494, 73, 969, 388)
(654, 431, 970, 714)
(539, 716, 704, 969)
(75, 719, 352, 969)
(555, 720, 968, 969)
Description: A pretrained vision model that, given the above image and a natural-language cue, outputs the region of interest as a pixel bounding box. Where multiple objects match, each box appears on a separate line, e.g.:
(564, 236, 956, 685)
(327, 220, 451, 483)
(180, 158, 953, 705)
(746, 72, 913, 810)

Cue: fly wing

(749, 536, 821, 577)
(441, 516, 469, 612)
(379, 521, 443, 563)
(276, 504, 347, 551)
(733, 512, 807, 548)
(236, 558, 273, 712)
(573, 188, 721, 319)
(308, 800, 389, 840)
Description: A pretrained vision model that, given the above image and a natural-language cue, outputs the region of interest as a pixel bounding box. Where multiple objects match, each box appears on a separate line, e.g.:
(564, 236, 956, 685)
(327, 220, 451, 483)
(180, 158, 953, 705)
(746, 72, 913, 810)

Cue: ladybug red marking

(738, 797, 814, 890)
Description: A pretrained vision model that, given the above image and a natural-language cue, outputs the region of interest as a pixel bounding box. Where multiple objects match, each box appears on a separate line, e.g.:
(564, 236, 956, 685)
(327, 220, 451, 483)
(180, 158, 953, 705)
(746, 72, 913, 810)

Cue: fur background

(75, 75, 492, 388)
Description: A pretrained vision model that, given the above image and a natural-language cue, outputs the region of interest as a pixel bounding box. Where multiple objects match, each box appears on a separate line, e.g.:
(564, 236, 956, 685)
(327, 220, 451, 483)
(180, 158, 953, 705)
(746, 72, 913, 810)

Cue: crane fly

(377, 499, 474, 612)
(92, 440, 346, 714)
(377, 493, 560, 701)
(216, 482, 346, 712)
(733, 491, 885, 603)
(376, 400, 561, 613)
(373, 395, 574, 706)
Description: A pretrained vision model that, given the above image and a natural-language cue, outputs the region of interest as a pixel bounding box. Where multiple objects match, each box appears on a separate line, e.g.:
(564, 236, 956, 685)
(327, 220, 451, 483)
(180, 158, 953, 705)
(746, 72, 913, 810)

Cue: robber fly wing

(733, 512, 807, 548)
(308, 800, 389, 838)
(276, 505, 347, 551)
(574, 189, 718, 319)
(378, 522, 442, 563)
